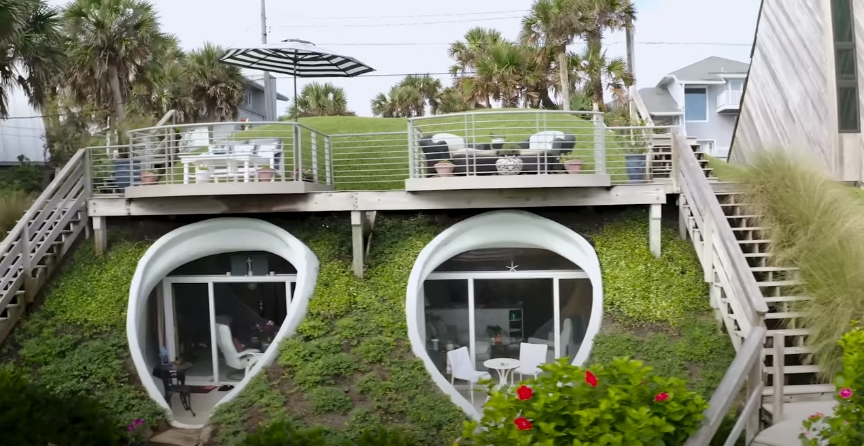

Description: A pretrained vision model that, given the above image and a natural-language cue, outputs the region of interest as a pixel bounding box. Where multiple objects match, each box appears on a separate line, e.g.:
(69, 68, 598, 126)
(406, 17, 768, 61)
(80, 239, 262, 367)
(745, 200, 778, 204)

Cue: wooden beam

(649, 203, 661, 257)
(88, 186, 667, 217)
(350, 211, 368, 278)
(92, 216, 108, 256)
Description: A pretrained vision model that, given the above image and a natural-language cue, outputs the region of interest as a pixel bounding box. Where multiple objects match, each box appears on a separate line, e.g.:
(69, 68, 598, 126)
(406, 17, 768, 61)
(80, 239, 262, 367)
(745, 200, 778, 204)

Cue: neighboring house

(0, 88, 47, 167)
(731, 0, 864, 183)
(639, 56, 749, 159)
(239, 76, 289, 122)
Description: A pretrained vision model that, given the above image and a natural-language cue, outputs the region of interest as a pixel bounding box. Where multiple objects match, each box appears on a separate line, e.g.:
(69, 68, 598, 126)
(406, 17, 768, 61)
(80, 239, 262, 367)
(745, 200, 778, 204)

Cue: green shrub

(308, 386, 353, 414)
(1, 242, 166, 433)
(0, 367, 122, 446)
(0, 188, 34, 233)
(240, 419, 420, 446)
(461, 358, 708, 446)
(0, 156, 45, 194)
(594, 215, 708, 326)
(801, 326, 864, 444)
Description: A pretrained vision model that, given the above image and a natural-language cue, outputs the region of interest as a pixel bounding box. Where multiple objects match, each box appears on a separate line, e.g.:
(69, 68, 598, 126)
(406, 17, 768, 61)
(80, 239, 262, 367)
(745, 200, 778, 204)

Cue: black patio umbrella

(219, 39, 376, 121)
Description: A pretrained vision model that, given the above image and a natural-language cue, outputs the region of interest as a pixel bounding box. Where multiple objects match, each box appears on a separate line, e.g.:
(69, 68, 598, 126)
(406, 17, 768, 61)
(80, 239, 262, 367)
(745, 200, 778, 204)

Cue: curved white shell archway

(406, 210, 603, 419)
(126, 218, 319, 427)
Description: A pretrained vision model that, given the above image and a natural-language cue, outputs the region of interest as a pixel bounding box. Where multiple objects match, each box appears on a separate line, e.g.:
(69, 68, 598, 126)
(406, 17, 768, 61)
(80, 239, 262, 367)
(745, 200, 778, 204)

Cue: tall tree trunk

(586, 34, 605, 111)
(558, 50, 570, 111)
(107, 65, 126, 124)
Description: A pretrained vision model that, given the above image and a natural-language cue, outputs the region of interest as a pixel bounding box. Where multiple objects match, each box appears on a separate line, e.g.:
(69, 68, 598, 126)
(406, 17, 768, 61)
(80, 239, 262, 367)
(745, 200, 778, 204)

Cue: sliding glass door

(162, 277, 295, 385)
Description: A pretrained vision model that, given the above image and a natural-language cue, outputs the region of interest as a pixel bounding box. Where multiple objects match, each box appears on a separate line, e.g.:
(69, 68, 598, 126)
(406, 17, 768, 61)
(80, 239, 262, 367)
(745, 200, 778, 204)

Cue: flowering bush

(460, 357, 708, 445)
(800, 326, 864, 445)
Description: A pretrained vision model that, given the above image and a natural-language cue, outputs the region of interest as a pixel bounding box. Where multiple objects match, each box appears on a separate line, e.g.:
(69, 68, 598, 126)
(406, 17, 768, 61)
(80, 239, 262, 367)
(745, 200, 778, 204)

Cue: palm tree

(521, 0, 584, 110)
(473, 42, 534, 108)
(576, 0, 635, 108)
(370, 92, 394, 118)
(370, 82, 425, 118)
(568, 46, 633, 110)
(0, 0, 65, 118)
(63, 0, 162, 124)
(400, 74, 443, 114)
(448, 28, 506, 108)
(184, 43, 245, 122)
(437, 87, 468, 114)
(290, 82, 351, 117)
(128, 35, 194, 122)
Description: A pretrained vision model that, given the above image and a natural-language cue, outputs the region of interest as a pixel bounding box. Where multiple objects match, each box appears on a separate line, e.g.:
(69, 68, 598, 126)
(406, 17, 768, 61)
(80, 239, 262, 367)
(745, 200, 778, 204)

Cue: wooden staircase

(0, 150, 89, 342)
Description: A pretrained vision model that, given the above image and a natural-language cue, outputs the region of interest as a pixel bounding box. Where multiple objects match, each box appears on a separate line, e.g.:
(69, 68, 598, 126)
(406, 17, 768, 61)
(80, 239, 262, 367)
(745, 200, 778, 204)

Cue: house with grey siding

(730, 0, 864, 183)
(239, 76, 289, 122)
(639, 56, 749, 159)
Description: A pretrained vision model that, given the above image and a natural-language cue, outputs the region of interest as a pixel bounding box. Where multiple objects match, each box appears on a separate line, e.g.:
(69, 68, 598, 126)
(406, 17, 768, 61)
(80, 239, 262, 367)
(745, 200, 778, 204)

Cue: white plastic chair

(215, 323, 263, 380)
(523, 130, 566, 156)
(514, 343, 548, 382)
(446, 347, 490, 404)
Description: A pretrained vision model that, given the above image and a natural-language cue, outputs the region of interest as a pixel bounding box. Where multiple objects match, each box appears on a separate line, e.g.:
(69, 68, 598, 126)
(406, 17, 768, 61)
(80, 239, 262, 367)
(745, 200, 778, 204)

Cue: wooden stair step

(750, 266, 798, 272)
(764, 345, 814, 355)
(763, 295, 809, 303)
(764, 312, 806, 319)
(757, 280, 801, 287)
(762, 384, 834, 396)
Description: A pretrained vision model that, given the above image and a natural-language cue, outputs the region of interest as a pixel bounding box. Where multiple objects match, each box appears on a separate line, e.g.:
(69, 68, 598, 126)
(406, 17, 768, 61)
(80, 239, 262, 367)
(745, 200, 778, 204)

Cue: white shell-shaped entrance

(126, 218, 319, 427)
(405, 210, 603, 419)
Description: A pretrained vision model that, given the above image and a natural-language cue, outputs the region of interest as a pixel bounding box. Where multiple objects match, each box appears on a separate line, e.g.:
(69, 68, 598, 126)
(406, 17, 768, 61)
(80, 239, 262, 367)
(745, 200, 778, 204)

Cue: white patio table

(179, 152, 272, 184)
(483, 358, 520, 386)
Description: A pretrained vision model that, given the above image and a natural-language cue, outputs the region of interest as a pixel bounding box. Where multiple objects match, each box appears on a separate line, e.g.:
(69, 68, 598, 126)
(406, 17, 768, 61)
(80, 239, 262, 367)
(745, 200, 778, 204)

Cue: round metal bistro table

(483, 358, 521, 386)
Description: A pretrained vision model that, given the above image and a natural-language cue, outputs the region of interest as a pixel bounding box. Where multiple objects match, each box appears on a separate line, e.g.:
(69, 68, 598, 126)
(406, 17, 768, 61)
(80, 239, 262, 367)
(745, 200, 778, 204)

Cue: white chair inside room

(513, 342, 548, 382)
(215, 323, 263, 380)
(446, 346, 491, 404)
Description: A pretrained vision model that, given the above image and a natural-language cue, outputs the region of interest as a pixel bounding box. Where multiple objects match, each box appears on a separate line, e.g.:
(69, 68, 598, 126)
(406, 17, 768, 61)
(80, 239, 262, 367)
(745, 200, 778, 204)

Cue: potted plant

(486, 325, 503, 345)
(257, 166, 276, 182)
(560, 152, 584, 174)
(434, 159, 455, 177)
(195, 164, 211, 183)
(140, 170, 158, 185)
(624, 137, 648, 183)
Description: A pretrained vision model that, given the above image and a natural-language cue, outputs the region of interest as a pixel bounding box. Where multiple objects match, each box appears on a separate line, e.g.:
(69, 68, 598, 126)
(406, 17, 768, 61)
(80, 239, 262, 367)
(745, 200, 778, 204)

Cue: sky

(45, 0, 761, 117)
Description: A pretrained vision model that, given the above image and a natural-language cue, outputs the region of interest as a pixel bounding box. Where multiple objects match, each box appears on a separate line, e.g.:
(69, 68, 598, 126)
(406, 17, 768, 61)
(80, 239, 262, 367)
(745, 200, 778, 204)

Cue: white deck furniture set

(179, 139, 282, 184)
(446, 341, 551, 405)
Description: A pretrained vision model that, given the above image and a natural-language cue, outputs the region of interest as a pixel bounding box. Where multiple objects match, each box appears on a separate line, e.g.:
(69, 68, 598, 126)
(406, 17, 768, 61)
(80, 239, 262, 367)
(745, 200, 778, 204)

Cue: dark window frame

(831, 0, 860, 133)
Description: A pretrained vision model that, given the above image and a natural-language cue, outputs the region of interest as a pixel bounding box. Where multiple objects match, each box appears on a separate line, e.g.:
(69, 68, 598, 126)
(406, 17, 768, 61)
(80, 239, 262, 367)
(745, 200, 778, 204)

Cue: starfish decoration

(506, 261, 519, 272)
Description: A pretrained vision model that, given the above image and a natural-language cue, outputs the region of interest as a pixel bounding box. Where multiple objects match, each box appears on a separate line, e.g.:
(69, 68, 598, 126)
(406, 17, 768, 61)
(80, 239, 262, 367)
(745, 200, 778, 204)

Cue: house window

(832, 0, 860, 132)
(245, 91, 253, 107)
(684, 87, 708, 121)
(729, 80, 744, 91)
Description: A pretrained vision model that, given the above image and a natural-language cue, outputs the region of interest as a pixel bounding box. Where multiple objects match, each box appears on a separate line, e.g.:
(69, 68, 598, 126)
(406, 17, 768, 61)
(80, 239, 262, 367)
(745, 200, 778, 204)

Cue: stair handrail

(0, 149, 87, 255)
(674, 131, 768, 328)
(684, 325, 766, 445)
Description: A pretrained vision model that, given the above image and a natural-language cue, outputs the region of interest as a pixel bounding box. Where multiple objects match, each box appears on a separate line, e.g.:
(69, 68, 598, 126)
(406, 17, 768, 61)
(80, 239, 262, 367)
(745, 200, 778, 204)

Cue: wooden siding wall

(731, 0, 838, 176)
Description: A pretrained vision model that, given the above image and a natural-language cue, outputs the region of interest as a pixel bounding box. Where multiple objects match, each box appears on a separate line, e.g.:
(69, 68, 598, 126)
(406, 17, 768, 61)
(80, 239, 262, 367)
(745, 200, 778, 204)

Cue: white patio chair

(522, 130, 566, 156)
(513, 342, 548, 383)
(446, 346, 490, 404)
(215, 323, 263, 380)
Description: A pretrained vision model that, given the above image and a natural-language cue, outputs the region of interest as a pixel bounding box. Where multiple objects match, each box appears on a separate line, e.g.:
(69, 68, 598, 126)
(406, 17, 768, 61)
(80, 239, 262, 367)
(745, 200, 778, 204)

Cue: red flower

(585, 371, 598, 387)
(516, 385, 533, 401)
(655, 392, 669, 402)
(514, 417, 532, 430)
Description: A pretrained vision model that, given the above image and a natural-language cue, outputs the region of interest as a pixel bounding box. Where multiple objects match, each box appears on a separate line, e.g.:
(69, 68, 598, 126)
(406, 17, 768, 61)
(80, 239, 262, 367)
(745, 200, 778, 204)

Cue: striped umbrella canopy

(219, 39, 375, 120)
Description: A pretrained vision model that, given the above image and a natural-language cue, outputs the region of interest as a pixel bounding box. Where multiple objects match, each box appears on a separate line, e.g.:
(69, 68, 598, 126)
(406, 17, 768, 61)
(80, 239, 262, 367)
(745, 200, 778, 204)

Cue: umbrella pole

(293, 75, 298, 122)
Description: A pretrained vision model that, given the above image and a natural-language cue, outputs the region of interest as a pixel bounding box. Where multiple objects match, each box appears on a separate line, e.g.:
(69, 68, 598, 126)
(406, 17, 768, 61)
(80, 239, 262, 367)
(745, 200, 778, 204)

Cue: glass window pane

(832, 0, 854, 43)
(558, 279, 592, 362)
(730, 80, 744, 91)
(171, 283, 213, 381)
(684, 88, 707, 121)
(838, 86, 860, 132)
(434, 248, 579, 272)
(837, 48, 856, 79)
(423, 280, 469, 376)
(169, 251, 296, 276)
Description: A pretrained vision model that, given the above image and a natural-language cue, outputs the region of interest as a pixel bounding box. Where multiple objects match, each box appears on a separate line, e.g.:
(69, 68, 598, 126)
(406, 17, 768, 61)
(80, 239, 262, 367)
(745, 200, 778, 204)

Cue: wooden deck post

(92, 216, 108, 256)
(649, 204, 661, 257)
(677, 196, 688, 240)
(351, 211, 368, 278)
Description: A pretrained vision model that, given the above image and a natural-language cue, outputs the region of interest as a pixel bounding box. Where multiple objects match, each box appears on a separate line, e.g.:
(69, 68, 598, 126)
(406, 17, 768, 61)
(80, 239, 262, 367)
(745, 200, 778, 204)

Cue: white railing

(407, 110, 674, 185)
(91, 121, 332, 194)
(716, 90, 743, 111)
(0, 149, 90, 341)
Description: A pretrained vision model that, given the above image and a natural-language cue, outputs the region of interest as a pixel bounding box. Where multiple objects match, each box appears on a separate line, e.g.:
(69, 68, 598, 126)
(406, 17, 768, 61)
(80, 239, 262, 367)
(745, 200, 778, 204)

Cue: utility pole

(625, 0, 636, 121)
(260, 0, 274, 121)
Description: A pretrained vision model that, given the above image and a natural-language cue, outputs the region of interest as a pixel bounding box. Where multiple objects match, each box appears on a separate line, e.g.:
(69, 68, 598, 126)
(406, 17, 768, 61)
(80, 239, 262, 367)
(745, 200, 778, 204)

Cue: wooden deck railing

(0, 149, 90, 341)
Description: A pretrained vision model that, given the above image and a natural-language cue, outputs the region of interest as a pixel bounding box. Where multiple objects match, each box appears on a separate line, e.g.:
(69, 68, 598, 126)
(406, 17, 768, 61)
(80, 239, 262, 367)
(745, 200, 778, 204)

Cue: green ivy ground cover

(0, 209, 733, 445)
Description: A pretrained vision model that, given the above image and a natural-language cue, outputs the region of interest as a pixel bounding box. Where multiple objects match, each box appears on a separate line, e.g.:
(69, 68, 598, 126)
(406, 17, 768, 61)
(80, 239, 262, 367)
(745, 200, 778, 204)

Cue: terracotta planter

(434, 162, 455, 177)
(258, 168, 276, 182)
(141, 171, 158, 184)
(494, 334, 503, 345)
(563, 159, 584, 173)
